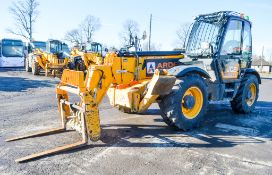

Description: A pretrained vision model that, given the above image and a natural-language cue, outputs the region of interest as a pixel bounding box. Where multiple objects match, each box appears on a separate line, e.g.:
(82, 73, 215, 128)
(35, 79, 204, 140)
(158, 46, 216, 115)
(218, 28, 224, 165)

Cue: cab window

(221, 20, 242, 55)
(242, 22, 252, 61)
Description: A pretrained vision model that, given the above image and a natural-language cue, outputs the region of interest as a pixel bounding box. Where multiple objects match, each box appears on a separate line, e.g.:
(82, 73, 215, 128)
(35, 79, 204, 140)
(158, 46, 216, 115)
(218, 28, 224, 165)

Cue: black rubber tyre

(75, 59, 86, 71)
(158, 107, 176, 127)
(32, 62, 40, 75)
(231, 74, 259, 114)
(25, 57, 31, 72)
(45, 68, 50, 77)
(158, 74, 208, 130)
(118, 106, 134, 114)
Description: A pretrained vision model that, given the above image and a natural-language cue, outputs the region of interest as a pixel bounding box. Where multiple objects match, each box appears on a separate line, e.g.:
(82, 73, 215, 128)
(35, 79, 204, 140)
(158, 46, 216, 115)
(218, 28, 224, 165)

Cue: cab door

(218, 19, 243, 81)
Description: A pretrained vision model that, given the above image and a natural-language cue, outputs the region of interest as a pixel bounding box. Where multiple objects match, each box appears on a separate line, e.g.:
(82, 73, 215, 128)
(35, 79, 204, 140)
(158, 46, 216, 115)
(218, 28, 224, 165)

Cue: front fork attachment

(5, 95, 100, 163)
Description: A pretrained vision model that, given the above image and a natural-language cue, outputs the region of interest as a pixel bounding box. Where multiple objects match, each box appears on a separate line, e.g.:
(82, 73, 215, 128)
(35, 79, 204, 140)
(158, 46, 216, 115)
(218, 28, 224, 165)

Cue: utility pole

(148, 14, 152, 51)
(261, 46, 264, 73)
(270, 54, 272, 73)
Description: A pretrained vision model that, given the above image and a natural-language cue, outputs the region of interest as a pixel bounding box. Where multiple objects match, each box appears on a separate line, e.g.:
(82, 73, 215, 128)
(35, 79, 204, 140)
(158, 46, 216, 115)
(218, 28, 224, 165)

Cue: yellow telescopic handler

(26, 39, 70, 77)
(69, 42, 104, 71)
(6, 11, 261, 163)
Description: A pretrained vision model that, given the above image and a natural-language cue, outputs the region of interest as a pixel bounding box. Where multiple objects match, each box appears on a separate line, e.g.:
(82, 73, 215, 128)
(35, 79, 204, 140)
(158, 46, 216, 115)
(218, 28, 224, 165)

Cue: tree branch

(7, 0, 39, 41)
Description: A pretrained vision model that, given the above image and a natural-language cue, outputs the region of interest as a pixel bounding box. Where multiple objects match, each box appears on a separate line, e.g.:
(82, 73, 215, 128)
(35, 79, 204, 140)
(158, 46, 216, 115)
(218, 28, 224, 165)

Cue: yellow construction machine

(26, 39, 70, 77)
(69, 42, 103, 71)
(7, 11, 261, 163)
(7, 50, 184, 162)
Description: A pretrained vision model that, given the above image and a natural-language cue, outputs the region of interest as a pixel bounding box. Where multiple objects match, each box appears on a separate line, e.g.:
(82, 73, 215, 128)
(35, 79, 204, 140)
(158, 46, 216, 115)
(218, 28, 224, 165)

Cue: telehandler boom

(7, 11, 260, 163)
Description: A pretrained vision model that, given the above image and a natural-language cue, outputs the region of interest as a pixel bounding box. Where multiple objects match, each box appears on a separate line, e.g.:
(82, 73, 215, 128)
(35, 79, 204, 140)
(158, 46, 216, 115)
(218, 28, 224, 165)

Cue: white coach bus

(0, 38, 24, 67)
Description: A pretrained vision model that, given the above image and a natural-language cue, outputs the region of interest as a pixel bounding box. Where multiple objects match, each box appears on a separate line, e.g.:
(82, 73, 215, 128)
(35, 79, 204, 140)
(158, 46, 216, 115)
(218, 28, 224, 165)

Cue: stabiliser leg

(5, 100, 88, 163)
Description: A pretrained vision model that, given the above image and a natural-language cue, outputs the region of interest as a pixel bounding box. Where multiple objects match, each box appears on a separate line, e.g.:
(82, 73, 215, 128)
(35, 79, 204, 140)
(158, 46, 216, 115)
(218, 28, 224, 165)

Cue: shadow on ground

(98, 100, 272, 146)
(0, 76, 55, 92)
(0, 68, 24, 72)
(7, 100, 272, 162)
(57, 100, 271, 158)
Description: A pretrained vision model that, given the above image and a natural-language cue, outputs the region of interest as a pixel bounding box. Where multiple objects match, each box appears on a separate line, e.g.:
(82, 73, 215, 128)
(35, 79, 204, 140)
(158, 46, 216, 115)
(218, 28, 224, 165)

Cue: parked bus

(29, 41, 46, 52)
(0, 38, 24, 67)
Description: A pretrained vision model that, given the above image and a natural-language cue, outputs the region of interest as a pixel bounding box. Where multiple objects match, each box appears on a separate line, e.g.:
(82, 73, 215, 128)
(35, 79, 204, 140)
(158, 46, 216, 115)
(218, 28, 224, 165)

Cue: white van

(0, 38, 24, 67)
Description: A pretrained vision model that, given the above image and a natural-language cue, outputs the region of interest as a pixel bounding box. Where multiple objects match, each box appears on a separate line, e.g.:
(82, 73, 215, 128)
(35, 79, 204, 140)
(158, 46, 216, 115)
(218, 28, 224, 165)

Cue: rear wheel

(118, 106, 133, 114)
(158, 74, 208, 130)
(32, 62, 40, 75)
(231, 74, 259, 113)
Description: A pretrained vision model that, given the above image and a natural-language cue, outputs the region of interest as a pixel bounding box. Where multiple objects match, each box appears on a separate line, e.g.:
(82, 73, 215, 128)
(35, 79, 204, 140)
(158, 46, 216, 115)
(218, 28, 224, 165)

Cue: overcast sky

(0, 0, 272, 60)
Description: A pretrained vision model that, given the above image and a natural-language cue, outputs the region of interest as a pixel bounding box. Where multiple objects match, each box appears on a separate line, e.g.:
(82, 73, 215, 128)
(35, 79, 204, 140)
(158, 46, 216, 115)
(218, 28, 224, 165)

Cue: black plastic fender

(245, 68, 261, 84)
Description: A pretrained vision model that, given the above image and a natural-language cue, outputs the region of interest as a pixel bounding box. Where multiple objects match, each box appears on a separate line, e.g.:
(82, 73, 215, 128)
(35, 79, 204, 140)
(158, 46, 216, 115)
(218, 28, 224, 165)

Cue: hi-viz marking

(147, 62, 155, 74)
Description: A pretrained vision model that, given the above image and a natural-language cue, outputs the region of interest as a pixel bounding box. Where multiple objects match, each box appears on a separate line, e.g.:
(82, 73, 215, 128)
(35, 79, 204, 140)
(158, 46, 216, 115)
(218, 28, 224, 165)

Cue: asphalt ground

(0, 68, 271, 175)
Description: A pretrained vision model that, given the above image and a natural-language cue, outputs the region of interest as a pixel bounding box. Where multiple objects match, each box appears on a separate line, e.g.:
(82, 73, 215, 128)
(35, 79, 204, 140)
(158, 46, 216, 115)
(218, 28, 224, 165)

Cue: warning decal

(144, 58, 180, 76)
(147, 62, 155, 74)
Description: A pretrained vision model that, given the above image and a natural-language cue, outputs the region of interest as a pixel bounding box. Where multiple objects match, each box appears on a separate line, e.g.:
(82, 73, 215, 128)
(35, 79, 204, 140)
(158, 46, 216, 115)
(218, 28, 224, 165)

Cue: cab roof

(195, 11, 251, 24)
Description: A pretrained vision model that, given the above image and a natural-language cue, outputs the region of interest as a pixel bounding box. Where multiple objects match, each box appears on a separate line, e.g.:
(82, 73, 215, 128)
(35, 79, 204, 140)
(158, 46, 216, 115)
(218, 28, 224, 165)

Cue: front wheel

(231, 74, 259, 113)
(158, 74, 208, 130)
(75, 59, 86, 71)
(25, 57, 31, 72)
(32, 62, 40, 75)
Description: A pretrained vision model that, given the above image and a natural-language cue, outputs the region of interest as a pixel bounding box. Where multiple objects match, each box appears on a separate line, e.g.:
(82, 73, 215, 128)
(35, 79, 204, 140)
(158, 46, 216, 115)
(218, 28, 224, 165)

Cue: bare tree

(81, 15, 101, 43)
(8, 0, 39, 41)
(65, 29, 83, 45)
(64, 15, 101, 46)
(120, 19, 139, 46)
(176, 23, 191, 48)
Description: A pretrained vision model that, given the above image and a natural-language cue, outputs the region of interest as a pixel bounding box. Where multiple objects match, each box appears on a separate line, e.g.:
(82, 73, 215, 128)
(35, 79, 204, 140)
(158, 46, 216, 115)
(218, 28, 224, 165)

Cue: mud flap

(150, 75, 176, 95)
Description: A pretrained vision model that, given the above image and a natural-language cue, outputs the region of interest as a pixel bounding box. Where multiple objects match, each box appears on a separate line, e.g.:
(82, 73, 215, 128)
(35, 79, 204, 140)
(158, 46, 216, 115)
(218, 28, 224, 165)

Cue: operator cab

(30, 41, 46, 52)
(85, 42, 103, 56)
(183, 11, 252, 83)
(47, 40, 62, 54)
(61, 43, 71, 57)
(46, 40, 69, 59)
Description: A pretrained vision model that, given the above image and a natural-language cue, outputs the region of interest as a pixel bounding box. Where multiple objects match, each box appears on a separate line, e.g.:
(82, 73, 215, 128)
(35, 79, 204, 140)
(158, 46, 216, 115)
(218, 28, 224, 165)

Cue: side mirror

(104, 48, 108, 52)
(201, 42, 214, 55)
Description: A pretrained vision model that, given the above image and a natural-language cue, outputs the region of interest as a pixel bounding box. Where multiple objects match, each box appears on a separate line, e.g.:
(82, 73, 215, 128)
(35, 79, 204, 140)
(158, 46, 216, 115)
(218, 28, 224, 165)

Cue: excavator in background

(25, 39, 70, 77)
(69, 42, 104, 71)
(7, 11, 261, 163)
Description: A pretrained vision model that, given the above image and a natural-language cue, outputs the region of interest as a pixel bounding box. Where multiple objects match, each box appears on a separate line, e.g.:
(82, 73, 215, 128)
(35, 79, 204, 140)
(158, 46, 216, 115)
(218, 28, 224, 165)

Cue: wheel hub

(246, 83, 257, 106)
(247, 90, 252, 99)
(183, 95, 195, 109)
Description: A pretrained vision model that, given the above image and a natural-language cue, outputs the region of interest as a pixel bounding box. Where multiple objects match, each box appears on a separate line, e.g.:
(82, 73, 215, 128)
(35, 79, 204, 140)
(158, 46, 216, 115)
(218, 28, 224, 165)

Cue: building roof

(252, 58, 271, 66)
